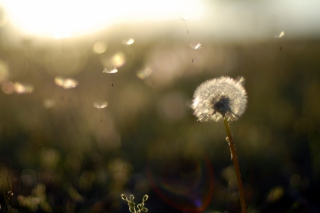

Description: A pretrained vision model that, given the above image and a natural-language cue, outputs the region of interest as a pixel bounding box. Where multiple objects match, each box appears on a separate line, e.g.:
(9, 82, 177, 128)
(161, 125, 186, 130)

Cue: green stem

(223, 117, 247, 213)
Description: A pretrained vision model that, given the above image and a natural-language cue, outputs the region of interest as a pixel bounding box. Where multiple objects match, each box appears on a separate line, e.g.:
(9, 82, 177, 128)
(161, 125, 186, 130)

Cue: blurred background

(0, 0, 320, 212)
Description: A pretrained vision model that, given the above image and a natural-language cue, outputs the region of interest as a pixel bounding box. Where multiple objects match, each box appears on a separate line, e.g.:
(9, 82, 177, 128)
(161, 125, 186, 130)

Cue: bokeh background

(0, 0, 320, 212)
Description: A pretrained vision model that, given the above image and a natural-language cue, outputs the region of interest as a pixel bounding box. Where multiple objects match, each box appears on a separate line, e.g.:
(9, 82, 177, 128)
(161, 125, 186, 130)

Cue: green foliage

(121, 194, 149, 213)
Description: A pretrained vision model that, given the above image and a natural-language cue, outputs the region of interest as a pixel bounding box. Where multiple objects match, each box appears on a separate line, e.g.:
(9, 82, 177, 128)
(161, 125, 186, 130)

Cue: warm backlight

(2, 0, 203, 38)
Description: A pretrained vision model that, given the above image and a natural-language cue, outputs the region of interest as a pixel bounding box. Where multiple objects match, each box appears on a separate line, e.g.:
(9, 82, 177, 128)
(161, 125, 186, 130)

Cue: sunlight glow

(3, 0, 203, 38)
(54, 77, 79, 89)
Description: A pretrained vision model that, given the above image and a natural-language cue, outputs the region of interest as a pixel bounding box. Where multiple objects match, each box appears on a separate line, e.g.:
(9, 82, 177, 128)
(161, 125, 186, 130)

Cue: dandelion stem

(223, 117, 247, 213)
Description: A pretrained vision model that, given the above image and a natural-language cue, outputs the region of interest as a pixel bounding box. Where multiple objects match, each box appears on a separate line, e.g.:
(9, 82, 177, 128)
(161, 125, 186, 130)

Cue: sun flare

(2, 0, 203, 38)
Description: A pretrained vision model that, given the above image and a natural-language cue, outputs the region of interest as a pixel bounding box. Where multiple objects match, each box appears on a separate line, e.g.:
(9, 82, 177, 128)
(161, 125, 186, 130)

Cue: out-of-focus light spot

(0, 60, 9, 82)
(267, 186, 284, 202)
(43, 99, 56, 109)
(100, 51, 126, 69)
(14, 82, 34, 94)
(190, 42, 202, 50)
(17, 184, 51, 212)
(111, 52, 126, 67)
(122, 38, 135, 45)
(103, 67, 118, 74)
(1, 81, 15, 94)
(93, 101, 108, 109)
(54, 77, 79, 89)
(137, 67, 153, 79)
(93, 41, 108, 54)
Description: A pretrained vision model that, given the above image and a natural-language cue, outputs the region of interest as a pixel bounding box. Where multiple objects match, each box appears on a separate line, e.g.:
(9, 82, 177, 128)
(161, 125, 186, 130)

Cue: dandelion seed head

(192, 76, 247, 122)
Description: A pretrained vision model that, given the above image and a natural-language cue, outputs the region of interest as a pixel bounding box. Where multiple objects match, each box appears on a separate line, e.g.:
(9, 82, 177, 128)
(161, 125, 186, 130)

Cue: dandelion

(192, 76, 248, 213)
(192, 76, 247, 122)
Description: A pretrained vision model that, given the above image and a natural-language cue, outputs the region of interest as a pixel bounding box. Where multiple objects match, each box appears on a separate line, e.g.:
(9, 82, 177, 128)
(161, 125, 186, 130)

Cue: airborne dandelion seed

(189, 42, 202, 50)
(278, 31, 285, 38)
(103, 67, 118, 74)
(93, 101, 108, 109)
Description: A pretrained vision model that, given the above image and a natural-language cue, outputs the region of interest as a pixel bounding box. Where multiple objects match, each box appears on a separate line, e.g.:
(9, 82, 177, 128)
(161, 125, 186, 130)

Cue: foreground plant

(192, 76, 248, 213)
(121, 194, 149, 213)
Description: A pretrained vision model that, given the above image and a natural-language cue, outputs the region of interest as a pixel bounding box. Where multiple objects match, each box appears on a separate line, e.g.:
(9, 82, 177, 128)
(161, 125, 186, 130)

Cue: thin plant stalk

(223, 116, 247, 213)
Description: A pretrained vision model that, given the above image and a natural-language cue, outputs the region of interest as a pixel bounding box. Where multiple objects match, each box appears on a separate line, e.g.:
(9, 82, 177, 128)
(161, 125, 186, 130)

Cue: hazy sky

(1, 0, 320, 41)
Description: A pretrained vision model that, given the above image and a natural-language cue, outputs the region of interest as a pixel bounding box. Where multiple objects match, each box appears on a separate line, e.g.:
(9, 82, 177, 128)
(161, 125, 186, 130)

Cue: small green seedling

(121, 194, 149, 213)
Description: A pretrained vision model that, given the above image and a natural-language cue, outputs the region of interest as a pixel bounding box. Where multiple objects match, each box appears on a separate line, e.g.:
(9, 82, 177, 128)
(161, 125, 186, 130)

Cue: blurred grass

(0, 37, 320, 212)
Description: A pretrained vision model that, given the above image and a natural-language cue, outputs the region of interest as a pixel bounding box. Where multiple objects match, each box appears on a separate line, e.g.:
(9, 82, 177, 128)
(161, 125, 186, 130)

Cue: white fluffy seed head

(192, 76, 247, 122)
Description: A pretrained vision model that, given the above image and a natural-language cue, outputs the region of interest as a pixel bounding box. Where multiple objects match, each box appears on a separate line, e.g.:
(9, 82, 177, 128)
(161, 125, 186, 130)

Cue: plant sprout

(121, 194, 149, 213)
